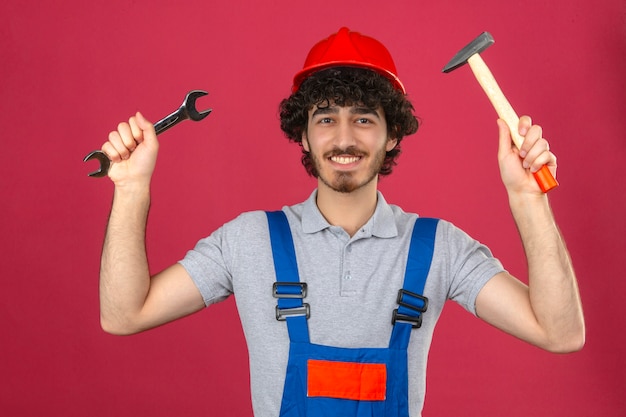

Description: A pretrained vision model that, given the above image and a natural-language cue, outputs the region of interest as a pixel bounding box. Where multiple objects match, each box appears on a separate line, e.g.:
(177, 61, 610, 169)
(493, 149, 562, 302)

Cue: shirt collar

(301, 189, 398, 238)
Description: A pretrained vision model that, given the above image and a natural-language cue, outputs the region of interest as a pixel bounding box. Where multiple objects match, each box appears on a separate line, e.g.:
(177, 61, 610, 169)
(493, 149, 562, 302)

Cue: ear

(302, 131, 310, 152)
(385, 137, 398, 152)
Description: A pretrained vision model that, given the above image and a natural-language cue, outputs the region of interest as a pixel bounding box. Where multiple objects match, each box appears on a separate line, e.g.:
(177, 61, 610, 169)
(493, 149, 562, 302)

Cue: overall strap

(390, 217, 439, 350)
(266, 211, 310, 343)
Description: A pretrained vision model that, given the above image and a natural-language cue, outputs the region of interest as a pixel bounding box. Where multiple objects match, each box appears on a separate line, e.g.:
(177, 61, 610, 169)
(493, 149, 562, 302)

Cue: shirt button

(344, 274, 352, 280)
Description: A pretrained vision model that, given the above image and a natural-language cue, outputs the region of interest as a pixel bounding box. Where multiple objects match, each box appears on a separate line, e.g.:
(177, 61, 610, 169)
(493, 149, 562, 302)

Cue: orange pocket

(307, 359, 387, 401)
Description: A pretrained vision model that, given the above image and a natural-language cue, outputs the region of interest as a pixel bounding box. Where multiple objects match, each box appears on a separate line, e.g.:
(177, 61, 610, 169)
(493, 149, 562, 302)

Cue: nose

(333, 118, 358, 150)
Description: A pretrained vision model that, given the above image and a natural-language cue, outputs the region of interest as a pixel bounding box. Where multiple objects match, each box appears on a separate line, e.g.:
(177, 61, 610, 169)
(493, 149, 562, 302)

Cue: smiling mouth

(330, 155, 362, 165)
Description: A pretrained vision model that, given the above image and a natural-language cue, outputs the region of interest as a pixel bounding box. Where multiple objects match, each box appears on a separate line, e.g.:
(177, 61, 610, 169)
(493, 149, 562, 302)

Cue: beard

(310, 145, 387, 193)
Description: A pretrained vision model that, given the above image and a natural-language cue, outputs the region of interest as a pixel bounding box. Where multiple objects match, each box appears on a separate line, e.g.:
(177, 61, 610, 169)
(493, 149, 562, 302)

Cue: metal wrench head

(83, 150, 110, 177)
(182, 90, 212, 121)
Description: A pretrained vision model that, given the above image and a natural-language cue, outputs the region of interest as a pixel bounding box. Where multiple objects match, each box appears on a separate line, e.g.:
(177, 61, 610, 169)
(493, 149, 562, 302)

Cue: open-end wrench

(83, 90, 212, 177)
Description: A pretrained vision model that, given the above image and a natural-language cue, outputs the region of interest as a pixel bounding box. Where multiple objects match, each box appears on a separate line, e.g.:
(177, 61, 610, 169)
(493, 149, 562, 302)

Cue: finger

(524, 140, 556, 173)
(519, 124, 542, 159)
(106, 129, 132, 161)
(129, 115, 143, 145)
(518, 115, 532, 136)
(530, 152, 556, 173)
(134, 112, 158, 150)
(117, 122, 138, 153)
(101, 139, 121, 163)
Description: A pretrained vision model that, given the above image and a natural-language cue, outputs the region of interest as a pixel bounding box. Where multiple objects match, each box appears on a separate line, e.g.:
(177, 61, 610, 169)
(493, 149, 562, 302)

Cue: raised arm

(98, 112, 205, 335)
(475, 116, 585, 353)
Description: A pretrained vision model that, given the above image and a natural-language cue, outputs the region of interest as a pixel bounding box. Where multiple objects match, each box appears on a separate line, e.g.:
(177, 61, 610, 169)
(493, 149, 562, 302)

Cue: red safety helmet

(292, 27, 406, 94)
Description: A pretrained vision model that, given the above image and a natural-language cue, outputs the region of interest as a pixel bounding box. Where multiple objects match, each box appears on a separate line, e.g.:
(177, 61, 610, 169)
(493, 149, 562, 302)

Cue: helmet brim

(292, 61, 406, 94)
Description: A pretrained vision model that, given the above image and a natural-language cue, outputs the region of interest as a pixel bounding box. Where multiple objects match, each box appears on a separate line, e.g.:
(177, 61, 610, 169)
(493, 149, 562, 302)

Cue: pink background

(1, 0, 624, 415)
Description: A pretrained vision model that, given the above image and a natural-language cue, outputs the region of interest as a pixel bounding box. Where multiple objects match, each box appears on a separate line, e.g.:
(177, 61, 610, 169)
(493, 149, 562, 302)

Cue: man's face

(302, 103, 397, 194)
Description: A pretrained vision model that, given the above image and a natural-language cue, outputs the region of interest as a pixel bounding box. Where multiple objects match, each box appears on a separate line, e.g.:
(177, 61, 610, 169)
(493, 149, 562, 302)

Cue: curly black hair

(279, 67, 419, 176)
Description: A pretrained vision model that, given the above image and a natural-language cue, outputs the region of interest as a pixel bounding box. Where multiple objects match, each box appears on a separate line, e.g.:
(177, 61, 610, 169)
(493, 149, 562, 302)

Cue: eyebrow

(311, 105, 381, 119)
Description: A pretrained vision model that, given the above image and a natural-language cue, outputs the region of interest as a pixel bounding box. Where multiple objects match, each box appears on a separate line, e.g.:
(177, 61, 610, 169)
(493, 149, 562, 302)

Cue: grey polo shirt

(180, 190, 504, 417)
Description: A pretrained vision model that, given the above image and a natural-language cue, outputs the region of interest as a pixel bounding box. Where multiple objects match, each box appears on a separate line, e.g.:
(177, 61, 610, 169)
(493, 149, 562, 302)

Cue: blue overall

(266, 211, 438, 417)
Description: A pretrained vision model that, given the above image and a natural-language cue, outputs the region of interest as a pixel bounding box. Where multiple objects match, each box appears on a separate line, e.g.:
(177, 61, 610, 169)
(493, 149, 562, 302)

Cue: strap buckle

(273, 282, 307, 299)
(392, 289, 429, 329)
(275, 304, 311, 321)
(273, 282, 309, 321)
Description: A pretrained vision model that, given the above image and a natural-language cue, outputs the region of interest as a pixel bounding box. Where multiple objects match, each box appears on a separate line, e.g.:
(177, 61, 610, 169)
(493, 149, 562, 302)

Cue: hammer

(443, 32, 558, 193)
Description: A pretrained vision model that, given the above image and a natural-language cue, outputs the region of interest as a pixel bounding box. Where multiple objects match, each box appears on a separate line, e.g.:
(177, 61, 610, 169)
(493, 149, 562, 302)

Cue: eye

(318, 117, 333, 124)
(356, 117, 373, 124)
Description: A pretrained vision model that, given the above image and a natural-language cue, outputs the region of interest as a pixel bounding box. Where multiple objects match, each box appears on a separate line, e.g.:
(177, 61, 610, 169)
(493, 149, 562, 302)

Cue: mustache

(323, 146, 367, 159)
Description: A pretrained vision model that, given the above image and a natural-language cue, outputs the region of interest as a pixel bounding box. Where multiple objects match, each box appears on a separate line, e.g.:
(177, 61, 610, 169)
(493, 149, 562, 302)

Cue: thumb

(496, 118, 516, 159)
(134, 111, 158, 149)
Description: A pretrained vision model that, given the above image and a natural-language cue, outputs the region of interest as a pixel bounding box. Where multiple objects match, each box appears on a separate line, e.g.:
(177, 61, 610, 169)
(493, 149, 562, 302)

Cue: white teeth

(331, 156, 360, 164)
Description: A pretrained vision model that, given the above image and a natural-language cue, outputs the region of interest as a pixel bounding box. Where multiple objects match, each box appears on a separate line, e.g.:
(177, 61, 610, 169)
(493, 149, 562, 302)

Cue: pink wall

(1, 0, 624, 415)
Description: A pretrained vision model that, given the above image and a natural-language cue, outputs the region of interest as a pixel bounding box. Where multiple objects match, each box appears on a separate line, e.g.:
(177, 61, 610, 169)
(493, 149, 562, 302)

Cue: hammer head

(442, 32, 494, 73)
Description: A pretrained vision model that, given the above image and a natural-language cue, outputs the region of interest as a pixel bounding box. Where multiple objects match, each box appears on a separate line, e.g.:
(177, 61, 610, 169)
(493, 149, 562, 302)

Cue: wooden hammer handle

(467, 54, 558, 193)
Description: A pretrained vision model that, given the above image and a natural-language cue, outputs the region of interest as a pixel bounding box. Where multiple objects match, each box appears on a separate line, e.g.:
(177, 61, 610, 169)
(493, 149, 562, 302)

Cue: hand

(100, 112, 159, 187)
(497, 115, 557, 195)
